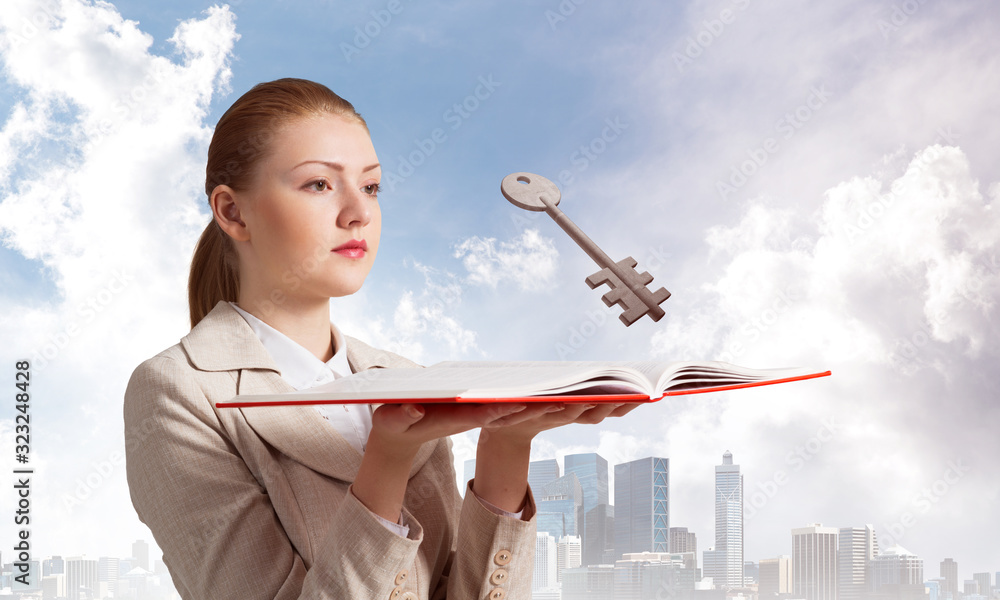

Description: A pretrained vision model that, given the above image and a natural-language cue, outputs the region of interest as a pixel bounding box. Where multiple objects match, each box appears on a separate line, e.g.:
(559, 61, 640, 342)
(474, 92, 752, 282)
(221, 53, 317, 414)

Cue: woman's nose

(338, 188, 372, 229)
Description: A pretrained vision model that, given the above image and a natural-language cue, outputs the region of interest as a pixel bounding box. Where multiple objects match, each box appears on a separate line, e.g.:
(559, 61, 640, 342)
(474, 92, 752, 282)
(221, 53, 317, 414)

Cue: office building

(528, 458, 561, 492)
(66, 556, 99, 600)
(563, 565, 615, 600)
(98, 556, 119, 596)
(671, 527, 698, 555)
(759, 555, 792, 597)
(614, 457, 670, 555)
(557, 535, 582, 582)
(131, 540, 149, 571)
(973, 573, 992, 598)
(43, 556, 64, 577)
(704, 547, 724, 587)
(566, 453, 612, 570)
(869, 544, 924, 600)
(940, 558, 959, 600)
(926, 579, 943, 600)
(584, 503, 615, 567)
(615, 552, 696, 600)
(42, 573, 67, 599)
(706, 451, 743, 588)
(792, 524, 838, 600)
(537, 472, 584, 539)
(839, 525, 879, 600)
(565, 453, 609, 536)
(534, 532, 558, 591)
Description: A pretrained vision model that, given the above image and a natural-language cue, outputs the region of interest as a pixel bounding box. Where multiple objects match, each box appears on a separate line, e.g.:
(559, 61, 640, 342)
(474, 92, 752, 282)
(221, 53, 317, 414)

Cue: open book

(216, 360, 830, 408)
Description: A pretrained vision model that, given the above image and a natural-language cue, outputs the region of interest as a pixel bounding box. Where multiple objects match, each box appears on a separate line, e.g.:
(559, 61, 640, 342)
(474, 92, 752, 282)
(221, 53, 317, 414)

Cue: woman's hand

(472, 401, 643, 512)
(352, 402, 528, 521)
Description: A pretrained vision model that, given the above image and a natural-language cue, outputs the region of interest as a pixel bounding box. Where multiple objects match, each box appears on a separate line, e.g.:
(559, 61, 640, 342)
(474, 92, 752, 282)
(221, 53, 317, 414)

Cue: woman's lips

(332, 239, 368, 258)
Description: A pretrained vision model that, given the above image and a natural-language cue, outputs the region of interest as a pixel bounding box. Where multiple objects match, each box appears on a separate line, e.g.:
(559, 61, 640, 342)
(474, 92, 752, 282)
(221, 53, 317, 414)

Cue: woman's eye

(362, 183, 381, 197)
(308, 179, 328, 192)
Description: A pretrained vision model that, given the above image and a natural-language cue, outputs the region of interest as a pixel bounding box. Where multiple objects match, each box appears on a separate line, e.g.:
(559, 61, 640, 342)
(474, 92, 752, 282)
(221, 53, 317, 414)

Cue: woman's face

(237, 113, 382, 301)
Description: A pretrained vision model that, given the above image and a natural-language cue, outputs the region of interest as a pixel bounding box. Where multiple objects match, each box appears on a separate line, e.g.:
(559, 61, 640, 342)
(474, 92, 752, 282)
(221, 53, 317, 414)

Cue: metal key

(500, 172, 670, 326)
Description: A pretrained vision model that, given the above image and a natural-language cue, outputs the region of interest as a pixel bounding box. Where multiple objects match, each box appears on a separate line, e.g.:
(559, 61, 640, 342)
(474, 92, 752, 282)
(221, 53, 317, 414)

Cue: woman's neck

(235, 293, 335, 362)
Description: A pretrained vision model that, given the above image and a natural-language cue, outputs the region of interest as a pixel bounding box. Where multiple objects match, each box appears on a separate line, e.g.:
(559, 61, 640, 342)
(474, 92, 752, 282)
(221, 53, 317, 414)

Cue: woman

(124, 78, 636, 599)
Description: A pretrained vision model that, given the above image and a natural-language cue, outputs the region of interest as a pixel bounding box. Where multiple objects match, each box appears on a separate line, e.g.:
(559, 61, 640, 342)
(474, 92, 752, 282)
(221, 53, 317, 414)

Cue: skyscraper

(972, 573, 992, 598)
(66, 556, 98, 600)
(760, 556, 792, 597)
(940, 558, 959, 600)
(534, 532, 558, 591)
(584, 503, 615, 567)
(528, 458, 560, 493)
(708, 450, 743, 588)
(614, 457, 670, 556)
(566, 453, 611, 570)
(98, 557, 120, 597)
(43, 556, 64, 577)
(565, 453, 610, 523)
(669, 527, 697, 555)
(839, 525, 878, 600)
(791, 524, 838, 600)
(869, 545, 924, 600)
(131, 540, 149, 571)
(537, 472, 583, 539)
(557, 535, 582, 582)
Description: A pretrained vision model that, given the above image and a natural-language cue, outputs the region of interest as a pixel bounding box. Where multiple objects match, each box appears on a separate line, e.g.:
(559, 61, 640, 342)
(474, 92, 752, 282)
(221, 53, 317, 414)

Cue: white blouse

(227, 301, 523, 531)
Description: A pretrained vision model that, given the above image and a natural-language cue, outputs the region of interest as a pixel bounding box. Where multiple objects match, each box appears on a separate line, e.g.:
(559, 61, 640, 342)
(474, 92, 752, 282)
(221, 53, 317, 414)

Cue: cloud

(452, 228, 559, 292)
(0, 0, 238, 557)
(354, 260, 480, 364)
(632, 143, 1000, 564)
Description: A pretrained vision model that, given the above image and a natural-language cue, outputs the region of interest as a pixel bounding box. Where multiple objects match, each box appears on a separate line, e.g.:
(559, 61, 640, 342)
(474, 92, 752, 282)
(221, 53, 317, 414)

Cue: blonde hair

(187, 78, 367, 328)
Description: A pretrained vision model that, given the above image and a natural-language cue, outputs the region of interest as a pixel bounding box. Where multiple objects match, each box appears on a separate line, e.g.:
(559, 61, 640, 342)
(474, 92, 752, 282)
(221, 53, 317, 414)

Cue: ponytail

(188, 219, 240, 328)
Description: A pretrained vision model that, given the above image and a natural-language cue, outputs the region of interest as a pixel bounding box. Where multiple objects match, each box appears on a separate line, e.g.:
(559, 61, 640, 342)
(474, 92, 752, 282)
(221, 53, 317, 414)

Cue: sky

(0, 0, 998, 586)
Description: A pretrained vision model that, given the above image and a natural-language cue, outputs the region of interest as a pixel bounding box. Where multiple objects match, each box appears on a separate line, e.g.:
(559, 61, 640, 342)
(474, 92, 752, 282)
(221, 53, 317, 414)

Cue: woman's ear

(210, 185, 250, 242)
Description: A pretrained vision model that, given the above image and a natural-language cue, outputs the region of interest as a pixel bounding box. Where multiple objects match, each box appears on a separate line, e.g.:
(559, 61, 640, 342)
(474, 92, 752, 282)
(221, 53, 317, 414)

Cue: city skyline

(520, 451, 998, 584)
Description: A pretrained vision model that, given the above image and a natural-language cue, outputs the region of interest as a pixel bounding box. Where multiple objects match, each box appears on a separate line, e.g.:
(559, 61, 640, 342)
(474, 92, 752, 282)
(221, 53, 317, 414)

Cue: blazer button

(490, 569, 509, 585)
(401, 593, 418, 600)
(394, 570, 409, 585)
(488, 588, 506, 600)
(493, 549, 512, 565)
(389, 586, 403, 599)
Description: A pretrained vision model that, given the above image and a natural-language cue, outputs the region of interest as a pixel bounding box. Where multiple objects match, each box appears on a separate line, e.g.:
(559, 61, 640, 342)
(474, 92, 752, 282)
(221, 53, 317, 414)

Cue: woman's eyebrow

(292, 160, 380, 172)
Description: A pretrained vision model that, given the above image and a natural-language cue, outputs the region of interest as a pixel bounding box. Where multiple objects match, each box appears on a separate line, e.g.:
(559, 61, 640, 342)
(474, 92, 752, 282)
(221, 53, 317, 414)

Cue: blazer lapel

(183, 301, 435, 483)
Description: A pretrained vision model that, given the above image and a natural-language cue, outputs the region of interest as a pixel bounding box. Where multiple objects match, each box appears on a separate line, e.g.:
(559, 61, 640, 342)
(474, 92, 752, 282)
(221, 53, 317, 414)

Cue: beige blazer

(124, 300, 537, 600)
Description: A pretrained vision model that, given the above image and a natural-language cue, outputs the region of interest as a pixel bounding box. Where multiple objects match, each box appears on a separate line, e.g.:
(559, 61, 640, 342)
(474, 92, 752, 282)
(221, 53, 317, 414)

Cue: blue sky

(1, 0, 999, 586)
